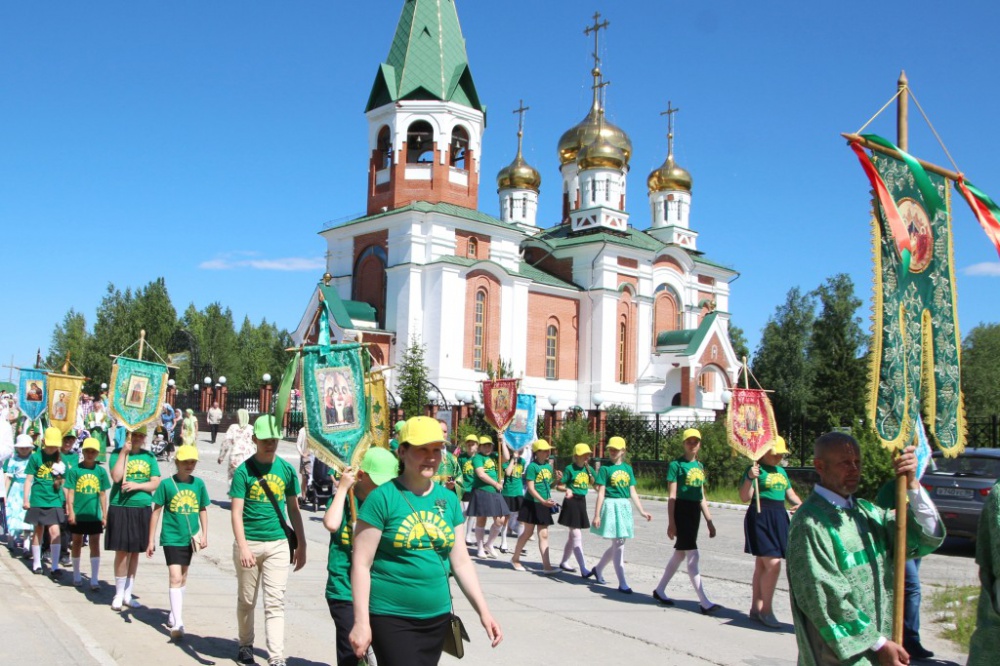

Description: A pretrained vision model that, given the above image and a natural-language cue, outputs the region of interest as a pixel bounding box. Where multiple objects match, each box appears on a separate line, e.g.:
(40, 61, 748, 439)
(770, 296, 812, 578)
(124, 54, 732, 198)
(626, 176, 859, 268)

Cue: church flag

(301, 342, 371, 470)
(365, 367, 390, 450)
(109, 357, 168, 432)
(482, 379, 518, 434)
(47, 372, 84, 435)
(862, 140, 965, 456)
(725, 388, 779, 462)
(955, 178, 1000, 258)
(18, 368, 47, 423)
(503, 394, 537, 451)
(274, 351, 300, 422)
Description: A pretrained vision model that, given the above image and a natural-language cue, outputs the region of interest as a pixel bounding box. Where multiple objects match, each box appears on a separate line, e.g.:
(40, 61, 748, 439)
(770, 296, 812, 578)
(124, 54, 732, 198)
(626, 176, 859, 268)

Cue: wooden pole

(841, 133, 960, 183)
(137, 329, 146, 361)
(741, 356, 761, 513)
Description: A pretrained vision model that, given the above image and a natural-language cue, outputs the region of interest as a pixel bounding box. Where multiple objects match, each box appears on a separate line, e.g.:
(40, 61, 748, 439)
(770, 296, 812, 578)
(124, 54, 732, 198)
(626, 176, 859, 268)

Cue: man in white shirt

(207, 402, 223, 444)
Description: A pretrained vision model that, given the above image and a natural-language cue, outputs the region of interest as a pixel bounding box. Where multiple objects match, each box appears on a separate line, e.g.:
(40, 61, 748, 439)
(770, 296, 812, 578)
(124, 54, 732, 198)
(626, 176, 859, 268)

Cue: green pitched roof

(318, 285, 356, 330)
(327, 201, 519, 232)
(343, 300, 377, 323)
(529, 223, 666, 253)
(366, 0, 483, 113)
(655, 311, 719, 355)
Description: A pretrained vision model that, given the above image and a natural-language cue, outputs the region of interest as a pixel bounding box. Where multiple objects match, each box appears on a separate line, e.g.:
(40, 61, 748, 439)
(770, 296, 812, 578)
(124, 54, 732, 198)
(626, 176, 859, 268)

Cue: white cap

(15, 434, 34, 448)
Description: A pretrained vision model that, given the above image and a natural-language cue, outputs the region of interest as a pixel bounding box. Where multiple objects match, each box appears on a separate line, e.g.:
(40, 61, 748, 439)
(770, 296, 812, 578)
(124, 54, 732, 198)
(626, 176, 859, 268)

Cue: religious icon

(26, 382, 43, 402)
(492, 387, 512, 415)
(124, 375, 149, 408)
(510, 408, 528, 434)
(51, 390, 69, 420)
(899, 198, 934, 273)
(318, 366, 357, 430)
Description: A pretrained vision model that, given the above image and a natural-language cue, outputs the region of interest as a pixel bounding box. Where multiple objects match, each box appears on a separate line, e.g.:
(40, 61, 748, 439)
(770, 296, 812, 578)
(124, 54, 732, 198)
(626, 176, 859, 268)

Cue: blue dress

(4, 455, 31, 533)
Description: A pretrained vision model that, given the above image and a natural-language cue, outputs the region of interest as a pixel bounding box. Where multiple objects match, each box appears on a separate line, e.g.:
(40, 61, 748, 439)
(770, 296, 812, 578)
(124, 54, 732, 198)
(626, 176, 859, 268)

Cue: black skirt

(503, 495, 524, 513)
(163, 545, 193, 567)
(104, 505, 152, 553)
(68, 520, 104, 535)
(370, 612, 450, 666)
(517, 497, 554, 526)
(557, 494, 590, 529)
(26, 506, 65, 527)
(674, 498, 702, 550)
(744, 498, 790, 558)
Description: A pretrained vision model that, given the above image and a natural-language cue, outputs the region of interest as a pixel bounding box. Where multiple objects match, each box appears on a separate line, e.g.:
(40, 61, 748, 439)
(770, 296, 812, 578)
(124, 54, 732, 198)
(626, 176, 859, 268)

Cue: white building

(295, 0, 739, 419)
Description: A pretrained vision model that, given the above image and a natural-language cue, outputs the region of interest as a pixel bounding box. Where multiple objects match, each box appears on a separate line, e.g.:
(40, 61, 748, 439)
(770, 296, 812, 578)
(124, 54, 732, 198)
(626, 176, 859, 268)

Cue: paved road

(0, 433, 974, 665)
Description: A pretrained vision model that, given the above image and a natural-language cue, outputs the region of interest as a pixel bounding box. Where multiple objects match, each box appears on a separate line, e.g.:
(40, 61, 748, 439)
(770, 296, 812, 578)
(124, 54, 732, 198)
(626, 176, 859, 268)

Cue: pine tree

(396, 338, 429, 419)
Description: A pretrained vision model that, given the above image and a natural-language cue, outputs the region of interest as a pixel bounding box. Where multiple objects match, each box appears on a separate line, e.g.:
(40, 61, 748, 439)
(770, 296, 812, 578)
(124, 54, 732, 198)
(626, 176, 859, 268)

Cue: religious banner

(301, 342, 370, 469)
(274, 351, 300, 422)
(503, 393, 537, 451)
(47, 372, 84, 435)
(18, 368, 47, 423)
(365, 368, 390, 449)
(725, 388, 779, 462)
(108, 357, 168, 432)
(861, 138, 965, 456)
(481, 378, 518, 434)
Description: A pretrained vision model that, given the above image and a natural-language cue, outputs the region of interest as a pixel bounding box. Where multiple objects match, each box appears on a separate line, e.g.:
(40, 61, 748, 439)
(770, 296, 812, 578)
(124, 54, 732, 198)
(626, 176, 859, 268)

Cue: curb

(637, 494, 748, 511)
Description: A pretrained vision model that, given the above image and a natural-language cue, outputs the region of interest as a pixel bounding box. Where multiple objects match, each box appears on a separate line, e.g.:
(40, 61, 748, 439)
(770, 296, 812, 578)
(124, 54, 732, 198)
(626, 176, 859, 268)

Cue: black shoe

(237, 645, 255, 665)
(904, 643, 934, 660)
(699, 603, 721, 615)
(652, 590, 675, 606)
(49, 569, 62, 580)
(618, 586, 633, 594)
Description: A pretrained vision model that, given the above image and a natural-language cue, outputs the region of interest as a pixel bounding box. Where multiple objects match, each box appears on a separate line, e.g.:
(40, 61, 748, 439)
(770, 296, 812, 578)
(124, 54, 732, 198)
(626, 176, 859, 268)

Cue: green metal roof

(327, 201, 519, 232)
(343, 300, 377, 323)
(318, 285, 356, 330)
(529, 223, 666, 253)
(655, 311, 719, 355)
(366, 0, 484, 113)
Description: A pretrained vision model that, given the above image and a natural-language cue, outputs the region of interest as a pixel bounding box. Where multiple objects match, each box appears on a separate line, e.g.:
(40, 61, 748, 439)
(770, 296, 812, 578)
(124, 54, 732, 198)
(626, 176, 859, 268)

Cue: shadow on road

(935, 536, 975, 558)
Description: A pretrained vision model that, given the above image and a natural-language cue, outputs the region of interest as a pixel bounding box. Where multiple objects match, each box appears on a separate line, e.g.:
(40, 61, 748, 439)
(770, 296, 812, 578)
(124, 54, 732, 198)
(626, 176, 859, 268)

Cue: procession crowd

(3, 388, 1000, 666)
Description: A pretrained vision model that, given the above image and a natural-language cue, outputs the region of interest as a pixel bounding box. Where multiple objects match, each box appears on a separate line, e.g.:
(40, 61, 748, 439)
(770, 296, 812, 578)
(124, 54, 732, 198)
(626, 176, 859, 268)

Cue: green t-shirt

(667, 457, 706, 502)
(525, 461, 554, 501)
(62, 452, 79, 473)
(358, 480, 463, 619)
(563, 463, 595, 496)
(458, 453, 476, 487)
(26, 451, 64, 508)
(66, 464, 111, 521)
(742, 463, 791, 502)
(326, 495, 362, 602)
(471, 452, 500, 493)
(595, 462, 636, 499)
(229, 456, 300, 543)
(152, 475, 210, 547)
(502, 458, 525, 498)
(109, 450, 161, 508)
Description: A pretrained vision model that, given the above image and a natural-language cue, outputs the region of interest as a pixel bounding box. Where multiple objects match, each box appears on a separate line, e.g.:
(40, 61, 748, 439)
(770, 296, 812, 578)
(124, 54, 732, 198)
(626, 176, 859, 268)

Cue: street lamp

(547, 394, 560, 440)
(262, 373, 271, 384)
(168, 379, 175, 387)
(100, 383, 107, 390)
(721, 389, 733, 405)
(219, 376, 227, 385)
(193, 384, 200, 391)
(204, 377, 212, 386)
(592, 393, 604, 408)
(548, 394, 559, 409)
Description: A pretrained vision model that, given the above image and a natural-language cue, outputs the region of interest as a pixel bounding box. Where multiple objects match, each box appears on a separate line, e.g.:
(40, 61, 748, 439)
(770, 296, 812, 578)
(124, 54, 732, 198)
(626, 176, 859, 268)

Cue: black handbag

(247, 459, 299, 563)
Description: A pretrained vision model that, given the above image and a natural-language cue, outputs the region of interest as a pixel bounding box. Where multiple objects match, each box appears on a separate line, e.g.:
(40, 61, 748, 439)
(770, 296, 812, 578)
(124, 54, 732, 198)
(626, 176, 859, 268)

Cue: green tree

(198, 302, 237, 383)
(84, 284, 138, 394)
(133, 278, 177, 358)
(46, 309, 90, 372)
(806, 274, 866, 433)
(728, 322, 750, 363)
(962, 323, 1000, 416)
(396, 338, 429, 419)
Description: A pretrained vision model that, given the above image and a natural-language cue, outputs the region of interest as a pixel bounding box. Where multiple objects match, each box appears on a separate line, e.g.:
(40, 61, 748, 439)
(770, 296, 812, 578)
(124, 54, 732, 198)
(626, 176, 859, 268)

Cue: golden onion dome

(577, 133, 626, 171)
(647, 154, 693, 193)
(558, 107, 632, 166)
(496, 152, 541, 191)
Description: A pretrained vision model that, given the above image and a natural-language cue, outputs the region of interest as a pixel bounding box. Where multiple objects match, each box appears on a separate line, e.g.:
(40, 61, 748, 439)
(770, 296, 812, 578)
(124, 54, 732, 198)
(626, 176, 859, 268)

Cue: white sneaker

(111, 596, 123, 611)
(170, 624, 185, 640)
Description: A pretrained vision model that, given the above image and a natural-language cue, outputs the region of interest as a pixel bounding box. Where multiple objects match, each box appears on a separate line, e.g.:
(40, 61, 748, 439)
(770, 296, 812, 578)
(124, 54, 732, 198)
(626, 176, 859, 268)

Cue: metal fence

(967, 415, 1000, 448)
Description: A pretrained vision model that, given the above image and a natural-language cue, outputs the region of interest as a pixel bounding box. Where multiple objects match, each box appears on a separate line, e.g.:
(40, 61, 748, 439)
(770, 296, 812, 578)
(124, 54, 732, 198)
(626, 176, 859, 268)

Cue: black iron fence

(967, 415, 1000, 448)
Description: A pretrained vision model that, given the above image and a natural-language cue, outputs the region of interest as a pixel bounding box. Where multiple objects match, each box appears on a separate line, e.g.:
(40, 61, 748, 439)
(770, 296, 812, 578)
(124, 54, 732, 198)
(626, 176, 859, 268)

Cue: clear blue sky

(3, 1, 999, 376)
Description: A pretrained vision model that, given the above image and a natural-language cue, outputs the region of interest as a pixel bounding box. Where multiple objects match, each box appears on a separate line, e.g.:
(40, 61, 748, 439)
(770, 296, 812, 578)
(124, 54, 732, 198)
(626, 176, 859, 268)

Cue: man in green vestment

(968, 481, 1000, 664)
(787, 432, 944, 666)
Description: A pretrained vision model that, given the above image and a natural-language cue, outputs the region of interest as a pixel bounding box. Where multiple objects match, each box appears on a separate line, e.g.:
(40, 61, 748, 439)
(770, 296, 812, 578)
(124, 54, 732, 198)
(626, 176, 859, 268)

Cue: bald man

(787, 432, 944, 666)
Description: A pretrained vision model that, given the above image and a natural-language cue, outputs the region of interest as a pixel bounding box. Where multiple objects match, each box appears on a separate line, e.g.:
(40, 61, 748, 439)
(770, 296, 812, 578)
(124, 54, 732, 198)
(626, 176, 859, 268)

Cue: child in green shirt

(557, 443, 596, 576)
(65, 437, 111, 589)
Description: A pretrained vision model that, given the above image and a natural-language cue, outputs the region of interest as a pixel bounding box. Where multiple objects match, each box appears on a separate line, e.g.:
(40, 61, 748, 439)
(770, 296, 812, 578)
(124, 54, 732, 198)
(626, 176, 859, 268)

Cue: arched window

(545, 324, 558, 380)
(406, 120, 434, 164)
(474, 289, 487, 371)
(467, 237, 478, 259)
(618, 320, 628, 384)
(376, 126, 392, 169)
(450, 126, 469, 170)
(654, 284, 683, 334)
(352, 245, 388, 329)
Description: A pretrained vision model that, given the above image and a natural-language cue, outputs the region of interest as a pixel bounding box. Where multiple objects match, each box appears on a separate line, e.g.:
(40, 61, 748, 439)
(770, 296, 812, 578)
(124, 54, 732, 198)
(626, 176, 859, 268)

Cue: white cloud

(964, 262, 1000, 277)
(200, 253, 325, 272)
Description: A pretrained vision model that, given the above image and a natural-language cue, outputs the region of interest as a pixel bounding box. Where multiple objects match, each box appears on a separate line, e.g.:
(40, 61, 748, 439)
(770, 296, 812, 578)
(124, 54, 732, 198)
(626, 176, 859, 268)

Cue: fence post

(655, 413, 661, 460)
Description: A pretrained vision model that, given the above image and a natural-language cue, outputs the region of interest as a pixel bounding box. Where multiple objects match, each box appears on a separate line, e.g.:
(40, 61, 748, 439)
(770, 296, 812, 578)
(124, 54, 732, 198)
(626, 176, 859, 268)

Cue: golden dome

(558, 107, 632, 166)
(647, 154, 692, 193)
(497, 152, 541, 191)
(577, 133, 626, 171)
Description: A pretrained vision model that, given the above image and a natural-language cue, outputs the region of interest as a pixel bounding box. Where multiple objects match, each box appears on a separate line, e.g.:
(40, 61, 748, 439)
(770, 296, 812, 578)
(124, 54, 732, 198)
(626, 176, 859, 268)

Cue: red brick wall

(654, 255, 683, 273)
(353, 230, 388, 264)
(524, 249, 575, 286)
(617, 274, 638, 290)
(455, 230, 491, 261)
(463, 270, 501, 371)
(367, 141, 478, 214)
(617, 257, 638, 269)
(654, 291, 678, 335)
(616, 289, 637, 384)
(526, 293, 579, 380)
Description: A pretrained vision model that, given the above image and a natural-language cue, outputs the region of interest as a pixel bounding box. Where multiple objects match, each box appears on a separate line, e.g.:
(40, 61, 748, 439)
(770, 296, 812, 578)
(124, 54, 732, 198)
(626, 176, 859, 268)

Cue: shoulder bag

(247, 458, 299, 563)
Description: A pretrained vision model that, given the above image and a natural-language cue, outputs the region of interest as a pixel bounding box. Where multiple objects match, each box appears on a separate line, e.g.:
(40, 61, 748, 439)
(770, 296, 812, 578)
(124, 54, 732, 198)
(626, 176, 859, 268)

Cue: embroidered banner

(725, 388, 779, 461)
(47, 372, 84, 435)
(109, 358, 168, 432)
(503, 393, 537, 451)
(302, 342, 370, 469)
(482, 379, 518, 434)
(365, 367, 390, 450)
(18, 368, 47, 423)
(865, 147, 965, 456)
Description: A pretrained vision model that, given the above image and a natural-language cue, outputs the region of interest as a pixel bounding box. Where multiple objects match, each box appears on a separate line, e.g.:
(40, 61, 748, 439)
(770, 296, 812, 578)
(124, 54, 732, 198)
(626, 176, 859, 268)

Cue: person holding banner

(349, 416, 502, 665)
(589, 437, 651, 592)
(739, 436, 802, 628)
(467, 435, 507, 559)
(510, 439, 559, 574)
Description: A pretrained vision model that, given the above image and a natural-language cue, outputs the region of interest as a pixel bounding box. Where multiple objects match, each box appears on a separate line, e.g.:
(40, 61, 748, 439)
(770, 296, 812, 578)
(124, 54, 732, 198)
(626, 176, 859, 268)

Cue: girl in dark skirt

(653, 429, 718, 613)
(740, 436, 802, 628)
(510, 440, 558, 574)
(65, 438, 111, 589)
(23, 427, 66, 577)
(499, 443, 525, 554)
(557, 443, 596, 576)
(466, 436, 508, 558)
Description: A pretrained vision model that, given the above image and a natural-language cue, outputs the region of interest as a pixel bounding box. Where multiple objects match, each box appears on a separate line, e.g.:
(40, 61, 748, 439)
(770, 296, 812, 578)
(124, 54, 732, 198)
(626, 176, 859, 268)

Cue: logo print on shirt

(393, 510, 455, 550)
(169, 488, 201, 515)
(765, 472, 789, 492)
(126, 459, 151, 481)
(75, 473, 101, 494)
(610, 470, 631, 488)
(249, 474, 287, 502)
(685, 467, 706, 488)
(573, 471, 590, 489)
(536, 468, 553, 484)
(37, 463, 53, 480)
(462, 461, 474, 476)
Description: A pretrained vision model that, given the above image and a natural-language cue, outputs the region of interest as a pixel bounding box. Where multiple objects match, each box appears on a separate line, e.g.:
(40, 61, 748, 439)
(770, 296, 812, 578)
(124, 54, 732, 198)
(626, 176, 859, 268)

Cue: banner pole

(742, 356, 761, 513)
(137, 330, 146, 362)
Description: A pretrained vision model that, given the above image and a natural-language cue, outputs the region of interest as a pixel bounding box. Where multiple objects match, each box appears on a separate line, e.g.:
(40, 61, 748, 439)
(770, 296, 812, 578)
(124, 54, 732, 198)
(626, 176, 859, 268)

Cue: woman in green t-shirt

(589, 437, 652, 593)
(145, 445, 209, 640)
(23, 426, 68, 577)
(510, 439, 561, 574)
(466, 436, 508, 559)
(556, 443, 596, 576)
(653, 428, 718, 613)
(739, 436, 802, 628)
(349, 417, 502, 666)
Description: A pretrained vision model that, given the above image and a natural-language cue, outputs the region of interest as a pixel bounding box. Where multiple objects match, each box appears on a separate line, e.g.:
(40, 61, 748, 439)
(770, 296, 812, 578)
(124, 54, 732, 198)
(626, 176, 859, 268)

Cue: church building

(295, 0, 739, 418)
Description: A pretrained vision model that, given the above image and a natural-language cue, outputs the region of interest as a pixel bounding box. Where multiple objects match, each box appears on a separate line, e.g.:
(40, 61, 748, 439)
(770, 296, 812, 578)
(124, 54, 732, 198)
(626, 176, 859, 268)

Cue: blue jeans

(903, 557, 922, 646)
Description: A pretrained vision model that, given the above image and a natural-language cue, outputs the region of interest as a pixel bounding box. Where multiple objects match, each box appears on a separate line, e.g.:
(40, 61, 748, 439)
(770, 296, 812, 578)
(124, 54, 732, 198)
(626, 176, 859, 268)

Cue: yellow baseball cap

(401, 416, 445, 446)
(175, 446, 199, 461)
(478, 435, 493, 446)
(607, 436, 627, 450)
(531, 439, 552, 452)
(464, 434, 479, 443)
(682, 428, 702, 442)
(771, 436, 789, 455)
(44, 427, 63, 447)
(573, 443, 593, 456)
(81, 437, 101, 452)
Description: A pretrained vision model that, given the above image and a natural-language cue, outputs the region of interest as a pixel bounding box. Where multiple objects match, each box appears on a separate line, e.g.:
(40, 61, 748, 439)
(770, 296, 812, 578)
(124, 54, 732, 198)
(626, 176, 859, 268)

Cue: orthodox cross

(660, 101, 680, 156)
(513, 99, 529, 147)
(584, 11, 610, 70)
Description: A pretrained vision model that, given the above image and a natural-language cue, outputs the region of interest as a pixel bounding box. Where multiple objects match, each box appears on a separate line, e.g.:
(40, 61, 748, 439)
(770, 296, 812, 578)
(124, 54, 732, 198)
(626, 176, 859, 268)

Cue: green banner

(109, 357, 168, 432)
(868, 152, 965, 456)
(302, 342, 370, 468)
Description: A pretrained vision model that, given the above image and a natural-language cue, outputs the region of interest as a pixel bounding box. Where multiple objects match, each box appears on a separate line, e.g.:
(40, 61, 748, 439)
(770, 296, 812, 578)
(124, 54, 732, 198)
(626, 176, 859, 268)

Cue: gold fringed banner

(47, 372, 84, 435)
(365, 368, 390, 450)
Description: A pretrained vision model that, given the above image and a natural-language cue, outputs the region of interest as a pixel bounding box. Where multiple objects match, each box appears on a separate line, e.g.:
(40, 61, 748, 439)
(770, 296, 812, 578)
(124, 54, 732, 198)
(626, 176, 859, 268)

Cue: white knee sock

(72, 557, 82, 581)
(484, 523, 500, 550)
(595, 544, 613, 576)
(500, 526, 509, 549)
(572, 530, 588, 572)
(123, 575, 135, 602)
(32, 544, 42, 570)
(686, 550, 712, 607)
(169, 586, 184, 627)
(655, 549, 687, 596)
(50, 544, 62, 570)
(612, 539, 627, 587)
(508, 513, 520, 535)
(114, 576, 127, 600)
(465, 516, 476, 543)
(475, 526, 485, 551)
(90, 557, 101, 583)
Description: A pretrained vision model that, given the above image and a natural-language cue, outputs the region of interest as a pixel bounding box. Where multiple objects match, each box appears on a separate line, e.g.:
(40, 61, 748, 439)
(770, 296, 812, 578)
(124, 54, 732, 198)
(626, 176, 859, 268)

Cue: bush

(552, 416, 595, 459)
(856, 426, 895, 501)
(660, 420, 749, 491)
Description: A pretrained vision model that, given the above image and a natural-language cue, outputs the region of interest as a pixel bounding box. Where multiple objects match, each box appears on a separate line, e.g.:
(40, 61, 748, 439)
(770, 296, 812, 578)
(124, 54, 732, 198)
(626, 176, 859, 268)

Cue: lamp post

(591, 393, 605, 457)
(218, 376, 228, 412)
(166, 378, 176, 407)
(202, 376, 213, 413)
(547, 394, 560, 441)
(260, 373, 273, 415)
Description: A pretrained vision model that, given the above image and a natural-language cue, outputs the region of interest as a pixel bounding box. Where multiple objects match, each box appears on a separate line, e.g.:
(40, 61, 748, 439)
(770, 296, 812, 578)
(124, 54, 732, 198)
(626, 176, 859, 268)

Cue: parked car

(921, 448, 1000, 539)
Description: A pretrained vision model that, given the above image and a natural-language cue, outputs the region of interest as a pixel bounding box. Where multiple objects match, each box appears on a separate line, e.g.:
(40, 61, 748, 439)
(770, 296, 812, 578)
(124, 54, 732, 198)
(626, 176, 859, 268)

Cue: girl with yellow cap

(510, 439, 559, 574)
(23, 427, 67, 577)
(556, 443, 596, 576)
(65, 437, 111, 589)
